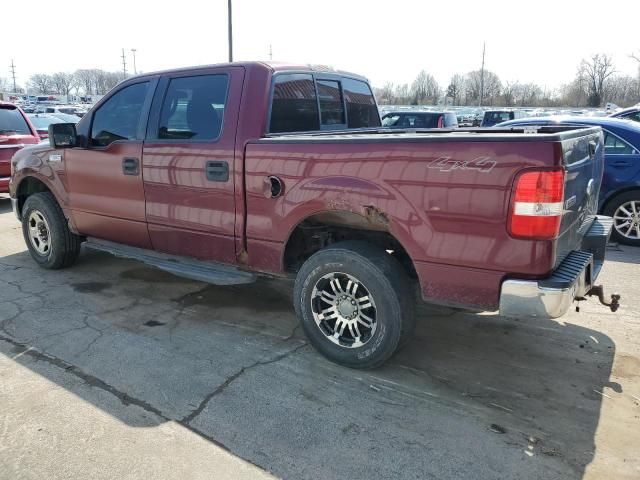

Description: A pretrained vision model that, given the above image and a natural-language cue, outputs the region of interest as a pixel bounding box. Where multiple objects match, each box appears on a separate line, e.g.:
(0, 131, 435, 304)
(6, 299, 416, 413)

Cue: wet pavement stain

(71, 282, 112, 293)
(175, 278, 292, 313)
(143, 320, 166, 327)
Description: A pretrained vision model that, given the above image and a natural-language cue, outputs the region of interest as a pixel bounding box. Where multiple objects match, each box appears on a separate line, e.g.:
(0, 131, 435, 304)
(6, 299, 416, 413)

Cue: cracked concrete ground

(0, 195, 639, 480)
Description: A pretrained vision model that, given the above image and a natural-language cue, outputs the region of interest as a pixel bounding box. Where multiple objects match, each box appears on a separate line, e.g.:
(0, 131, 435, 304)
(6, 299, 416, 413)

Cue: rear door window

(269, 74, 320, 133)
(0, 107, 31, 135)
(604, 131, 636, 155)
(157, 74, 228, 140)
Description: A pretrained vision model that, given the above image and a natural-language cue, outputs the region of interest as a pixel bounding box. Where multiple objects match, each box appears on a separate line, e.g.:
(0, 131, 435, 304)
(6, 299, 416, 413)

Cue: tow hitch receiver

(576, 285, 621, 312)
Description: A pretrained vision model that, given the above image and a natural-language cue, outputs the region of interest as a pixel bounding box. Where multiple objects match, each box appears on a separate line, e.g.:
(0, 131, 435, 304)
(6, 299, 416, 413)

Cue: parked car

(47, 112, 82, 124)
(481, 109, 527, 127)
(43, 105, 83, 117)
(0, 102, 40, 193)
(10, 62, 618, 368)
(382, 111, 458, 128)
(27, 114, 66, 140)
(610, 106, 640, 123)
(496, 116, 640, 246)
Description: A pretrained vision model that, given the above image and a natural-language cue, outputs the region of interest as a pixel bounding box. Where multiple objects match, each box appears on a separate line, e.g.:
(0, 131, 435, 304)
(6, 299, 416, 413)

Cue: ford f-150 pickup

(9, 62, 620, 368)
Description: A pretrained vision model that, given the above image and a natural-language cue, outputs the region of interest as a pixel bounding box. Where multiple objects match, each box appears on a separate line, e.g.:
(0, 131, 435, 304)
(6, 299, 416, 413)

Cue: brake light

(508, 169, 565, 239)
(437, 115, 444, 128)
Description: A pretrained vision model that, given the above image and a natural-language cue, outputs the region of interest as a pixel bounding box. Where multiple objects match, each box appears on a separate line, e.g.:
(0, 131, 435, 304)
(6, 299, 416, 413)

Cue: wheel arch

(600, 186, 640, 214)
(282, 209, 419, 282)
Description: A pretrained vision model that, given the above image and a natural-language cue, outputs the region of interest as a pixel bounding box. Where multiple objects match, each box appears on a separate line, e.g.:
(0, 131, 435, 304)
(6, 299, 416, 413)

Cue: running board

(84, 239, 257, 286)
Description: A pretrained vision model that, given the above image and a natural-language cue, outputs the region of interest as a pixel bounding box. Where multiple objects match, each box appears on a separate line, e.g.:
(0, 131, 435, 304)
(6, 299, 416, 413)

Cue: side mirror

(49, 123, 77, 148)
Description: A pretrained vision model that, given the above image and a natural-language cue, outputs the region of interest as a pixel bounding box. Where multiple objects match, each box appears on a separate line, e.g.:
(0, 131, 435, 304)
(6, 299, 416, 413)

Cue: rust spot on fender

(363, 205, 389, 227)
(237, 249, 249, 265)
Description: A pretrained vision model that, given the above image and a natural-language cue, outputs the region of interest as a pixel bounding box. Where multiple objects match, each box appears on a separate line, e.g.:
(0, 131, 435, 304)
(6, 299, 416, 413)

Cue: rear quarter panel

(244, 138, 560, 309)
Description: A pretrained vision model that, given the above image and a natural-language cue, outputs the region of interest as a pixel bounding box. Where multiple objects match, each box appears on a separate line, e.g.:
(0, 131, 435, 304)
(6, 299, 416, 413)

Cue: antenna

(121, 48, 127, 79)
(10, 59, 17, 93)
(269, 44, 273, 61)
(227, 0, 233, 62)
(479, 42, 486, 107)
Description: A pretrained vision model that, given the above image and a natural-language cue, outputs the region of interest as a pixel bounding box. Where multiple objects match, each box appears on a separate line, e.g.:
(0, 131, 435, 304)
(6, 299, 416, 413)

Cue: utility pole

(269, 44, 273, 61)
(227, 0, 233, 62)
(131, 49, 137, 75)
(479, 42, 486, 107)
(9, 59, 17, 93)
(121, 48, 127, 79)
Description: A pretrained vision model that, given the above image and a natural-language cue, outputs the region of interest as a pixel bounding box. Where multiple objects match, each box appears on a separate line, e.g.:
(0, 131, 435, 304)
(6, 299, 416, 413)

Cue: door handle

(611, 160, 631, 168)
(205, 161, 229, 182)
(122, 157, 140, 176)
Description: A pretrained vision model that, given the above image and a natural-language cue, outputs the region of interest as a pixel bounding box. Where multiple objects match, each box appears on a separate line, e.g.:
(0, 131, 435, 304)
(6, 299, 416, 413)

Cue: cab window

(269, 74, 319, 133)
(90, 82, 149, 147)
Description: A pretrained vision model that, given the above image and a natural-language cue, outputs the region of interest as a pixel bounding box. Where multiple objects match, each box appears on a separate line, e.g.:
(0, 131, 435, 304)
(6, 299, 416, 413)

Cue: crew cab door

(141, 67, 244, 264)
(601, 129, 640, 200)
(65, 79, 157, 248)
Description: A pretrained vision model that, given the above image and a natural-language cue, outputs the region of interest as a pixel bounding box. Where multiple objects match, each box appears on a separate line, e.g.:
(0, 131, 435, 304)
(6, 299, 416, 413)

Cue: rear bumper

(499, 216, 613, 318)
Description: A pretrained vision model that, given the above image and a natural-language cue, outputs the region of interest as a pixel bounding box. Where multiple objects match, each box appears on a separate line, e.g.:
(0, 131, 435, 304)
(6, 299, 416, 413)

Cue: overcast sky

(3, 0, 639, 90)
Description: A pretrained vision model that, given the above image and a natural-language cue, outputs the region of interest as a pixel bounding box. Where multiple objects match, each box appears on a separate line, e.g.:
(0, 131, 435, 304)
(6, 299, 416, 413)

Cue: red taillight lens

(508, 169, 565, 239)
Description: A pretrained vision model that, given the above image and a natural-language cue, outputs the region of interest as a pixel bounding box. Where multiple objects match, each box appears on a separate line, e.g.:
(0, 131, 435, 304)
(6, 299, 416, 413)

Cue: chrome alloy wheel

(613, 200, 640, 240)
(27, 210, 52, 256)
(310, 272, 377, 348)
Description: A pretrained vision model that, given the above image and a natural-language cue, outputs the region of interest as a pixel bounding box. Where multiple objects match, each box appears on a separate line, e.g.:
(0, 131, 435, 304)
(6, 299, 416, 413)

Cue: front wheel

(293, 241, 415, 369)
(21, 192, 82, 269)
(604, 191, 640, 246)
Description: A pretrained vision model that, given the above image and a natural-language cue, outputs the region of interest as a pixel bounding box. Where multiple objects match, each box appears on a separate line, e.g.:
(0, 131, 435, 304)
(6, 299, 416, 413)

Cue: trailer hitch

(576, 285, 621, 312)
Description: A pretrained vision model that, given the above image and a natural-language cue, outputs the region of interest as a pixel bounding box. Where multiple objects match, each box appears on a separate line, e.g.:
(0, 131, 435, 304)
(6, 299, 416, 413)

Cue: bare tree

(466, 70, 501, 105)
(28, 74, 53, 94)
(580, 54, 615, 107)
(410, 70, 441, 105)
(74, 69, 94, 95)
(377, 82, 396, 105)
(0, 77, 7, 92)
(51, 72, 76, 97)
(446, 74, 465, 105)
(394, 83, 410, 105)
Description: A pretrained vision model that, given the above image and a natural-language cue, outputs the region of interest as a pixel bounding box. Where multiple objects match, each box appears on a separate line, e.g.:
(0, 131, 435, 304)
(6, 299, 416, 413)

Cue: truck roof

(129, 61, 369, 83)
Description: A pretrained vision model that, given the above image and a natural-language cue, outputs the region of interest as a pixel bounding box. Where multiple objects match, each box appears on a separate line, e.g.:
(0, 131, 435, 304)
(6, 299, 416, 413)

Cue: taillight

(437, 116, 444, 128)
(508, 169, 565, 240)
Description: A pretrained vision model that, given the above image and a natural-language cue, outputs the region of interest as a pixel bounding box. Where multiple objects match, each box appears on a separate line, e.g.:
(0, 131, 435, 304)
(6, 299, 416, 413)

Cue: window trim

(87, 78, 157, 150)
(145, 72, 230, 144)
(266, 71, 380, 135)
(315, 78, 347, 131)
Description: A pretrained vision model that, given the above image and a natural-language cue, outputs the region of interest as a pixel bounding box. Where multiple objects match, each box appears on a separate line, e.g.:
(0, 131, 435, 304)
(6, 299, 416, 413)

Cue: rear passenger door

(142, 67, 244, 264)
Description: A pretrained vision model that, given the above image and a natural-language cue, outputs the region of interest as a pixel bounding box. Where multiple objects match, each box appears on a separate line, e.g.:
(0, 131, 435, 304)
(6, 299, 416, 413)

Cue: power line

(121, 48, 127, 79)
(228, 0, 233, 62)
(479, 42, 486, 107)
(9, 59, 17, 93)
(131, 49, 137, 75)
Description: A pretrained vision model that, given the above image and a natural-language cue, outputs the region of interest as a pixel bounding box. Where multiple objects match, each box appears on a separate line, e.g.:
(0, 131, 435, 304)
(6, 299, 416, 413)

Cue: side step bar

(85, 239, 257, 286)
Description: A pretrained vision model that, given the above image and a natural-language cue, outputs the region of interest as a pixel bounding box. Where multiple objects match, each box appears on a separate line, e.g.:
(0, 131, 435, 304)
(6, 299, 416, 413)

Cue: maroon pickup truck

(9, 62, 620, 368)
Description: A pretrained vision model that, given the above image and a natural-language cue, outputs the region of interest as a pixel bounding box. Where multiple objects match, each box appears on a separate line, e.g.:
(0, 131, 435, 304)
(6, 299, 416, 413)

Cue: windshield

(382, 112, 441, 128)
(0, 107, 31, 135)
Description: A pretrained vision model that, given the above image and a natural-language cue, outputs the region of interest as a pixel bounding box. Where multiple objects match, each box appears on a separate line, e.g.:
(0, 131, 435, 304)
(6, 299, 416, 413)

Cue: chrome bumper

(499, 216, 613, 319)
(11, 197, 20, 221)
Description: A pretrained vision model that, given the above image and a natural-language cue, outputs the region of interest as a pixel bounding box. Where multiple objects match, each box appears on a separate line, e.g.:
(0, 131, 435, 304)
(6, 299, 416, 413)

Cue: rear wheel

(604, 191, 640, 246)
(293, 241, 415, 369)
(22, 192, 82, 269)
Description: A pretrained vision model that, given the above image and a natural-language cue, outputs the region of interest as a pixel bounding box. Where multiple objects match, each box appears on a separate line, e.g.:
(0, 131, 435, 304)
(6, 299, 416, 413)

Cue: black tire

(21, 192, 82, 269)
(293, 241, 415, 369)
(603, 191, 640, 246)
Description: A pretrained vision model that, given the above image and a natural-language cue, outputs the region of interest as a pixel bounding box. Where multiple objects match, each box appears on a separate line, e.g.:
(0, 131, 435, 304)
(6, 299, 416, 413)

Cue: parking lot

(0, 193, 639, 479)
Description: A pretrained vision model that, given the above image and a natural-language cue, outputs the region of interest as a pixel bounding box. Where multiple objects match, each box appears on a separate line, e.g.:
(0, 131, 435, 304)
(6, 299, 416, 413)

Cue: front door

(141, 67, 244, 264)
(65, 80, 156, 248)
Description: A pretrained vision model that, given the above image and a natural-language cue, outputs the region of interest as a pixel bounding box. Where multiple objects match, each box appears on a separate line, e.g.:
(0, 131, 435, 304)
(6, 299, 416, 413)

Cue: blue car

(496, 116, 640, 246)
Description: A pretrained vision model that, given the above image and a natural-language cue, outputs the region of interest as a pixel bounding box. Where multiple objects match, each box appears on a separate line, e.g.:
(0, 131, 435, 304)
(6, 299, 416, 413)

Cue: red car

(0, 102, 40, 193)
(9, 62, 619, 368)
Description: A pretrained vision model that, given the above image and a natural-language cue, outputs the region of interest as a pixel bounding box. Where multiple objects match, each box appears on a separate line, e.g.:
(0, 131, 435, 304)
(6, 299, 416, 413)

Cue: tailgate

(555, 129, 605, 265)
